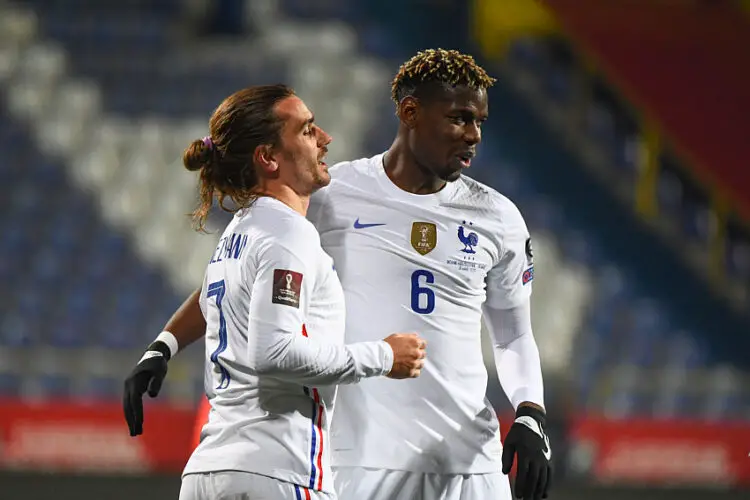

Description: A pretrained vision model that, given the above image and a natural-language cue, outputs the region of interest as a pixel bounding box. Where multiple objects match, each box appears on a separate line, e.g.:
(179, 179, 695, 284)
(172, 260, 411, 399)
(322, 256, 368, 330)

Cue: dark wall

(542, 0, 750, 214)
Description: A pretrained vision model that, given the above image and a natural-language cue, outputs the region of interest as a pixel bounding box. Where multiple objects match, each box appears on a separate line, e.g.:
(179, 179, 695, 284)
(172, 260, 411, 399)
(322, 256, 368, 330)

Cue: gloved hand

(123, 340, 171, 436)
(502, 405, 552, 500)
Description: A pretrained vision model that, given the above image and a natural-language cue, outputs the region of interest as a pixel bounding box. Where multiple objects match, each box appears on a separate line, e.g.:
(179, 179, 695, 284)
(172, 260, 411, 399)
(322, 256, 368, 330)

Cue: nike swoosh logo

(353, 218, 386, 229)
(543, 436, 552, 461)
(516, 416, 552, 461)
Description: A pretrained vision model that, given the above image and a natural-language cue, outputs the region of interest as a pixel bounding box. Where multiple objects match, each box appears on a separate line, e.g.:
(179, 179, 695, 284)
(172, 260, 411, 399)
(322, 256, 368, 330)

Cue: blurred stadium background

(1, 0, 749, 498)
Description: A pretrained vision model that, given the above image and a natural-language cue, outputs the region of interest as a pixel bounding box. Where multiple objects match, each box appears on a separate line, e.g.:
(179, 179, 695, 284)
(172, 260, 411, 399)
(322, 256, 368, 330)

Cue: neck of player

(384, 137, 447, 195)
(256, 183, 310, 217)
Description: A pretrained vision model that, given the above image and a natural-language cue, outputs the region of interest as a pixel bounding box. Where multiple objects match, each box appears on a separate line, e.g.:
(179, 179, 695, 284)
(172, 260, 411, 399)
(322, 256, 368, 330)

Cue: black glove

(502, 405, 552, 500)
(123, 340, 171, 436)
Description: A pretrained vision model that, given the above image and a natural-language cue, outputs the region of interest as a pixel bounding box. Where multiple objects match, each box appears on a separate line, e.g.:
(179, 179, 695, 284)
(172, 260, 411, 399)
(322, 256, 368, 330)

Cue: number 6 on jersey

(410, 269, 435, 314)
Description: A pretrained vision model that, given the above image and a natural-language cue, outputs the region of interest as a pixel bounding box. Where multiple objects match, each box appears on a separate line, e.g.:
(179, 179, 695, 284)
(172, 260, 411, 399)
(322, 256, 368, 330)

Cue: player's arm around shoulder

(248, 217, 428, 383)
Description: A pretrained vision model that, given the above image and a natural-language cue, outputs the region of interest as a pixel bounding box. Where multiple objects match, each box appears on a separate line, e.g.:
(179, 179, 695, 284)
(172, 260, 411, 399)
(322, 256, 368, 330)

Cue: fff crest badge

(411, 222, 437, 255)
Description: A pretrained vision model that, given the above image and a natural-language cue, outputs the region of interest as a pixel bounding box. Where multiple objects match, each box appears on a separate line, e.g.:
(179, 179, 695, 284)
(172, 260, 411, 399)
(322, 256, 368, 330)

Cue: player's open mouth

(457, 151, 474, 168)
(318, 152, 327, 168)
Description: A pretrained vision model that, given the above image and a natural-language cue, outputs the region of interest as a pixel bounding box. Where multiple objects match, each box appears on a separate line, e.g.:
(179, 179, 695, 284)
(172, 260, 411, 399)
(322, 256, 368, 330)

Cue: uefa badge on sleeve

(522, 266, 534, 285)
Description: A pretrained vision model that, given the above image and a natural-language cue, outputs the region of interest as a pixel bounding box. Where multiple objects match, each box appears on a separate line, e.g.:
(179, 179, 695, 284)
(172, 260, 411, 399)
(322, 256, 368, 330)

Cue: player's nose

(463, 122, 481, 146)
(317, 127, 332, 147)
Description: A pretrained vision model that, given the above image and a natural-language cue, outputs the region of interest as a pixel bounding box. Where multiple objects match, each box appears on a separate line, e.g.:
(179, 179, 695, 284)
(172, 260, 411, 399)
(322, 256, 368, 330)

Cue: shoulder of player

(309, 155, 381, 210)
(327, 153, 383, 186)
(456, 175, 527, 233)
(268, 215, 320, 251)
(238, 203, 321, 254)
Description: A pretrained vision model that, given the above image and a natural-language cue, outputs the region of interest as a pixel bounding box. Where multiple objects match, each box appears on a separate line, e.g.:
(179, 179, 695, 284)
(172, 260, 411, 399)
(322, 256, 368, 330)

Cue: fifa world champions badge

(411, 222, 437, 255)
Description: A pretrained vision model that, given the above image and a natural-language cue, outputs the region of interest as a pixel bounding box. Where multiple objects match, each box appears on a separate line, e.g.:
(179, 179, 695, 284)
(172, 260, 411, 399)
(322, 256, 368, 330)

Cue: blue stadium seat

(99, 321, 144, 350)
(704, 393, 745, 421)
(31, 248, 66, 284)
(47, 220, 85, 256)
(604, 388, 650, 418)
(114, 287, 148, 318)
(9, 181, 45, 216)
(32, 161, 66, 187)
(80, 376, 121, 400)
(544, 66, 573, 105)
(681, 198, 714, 247)
(280, 0, 359, 21)
(373, 21, 420, 58)
(362, 105, 398, 157)
(46, 315, 91, 349)
(559, 230, 600, 266)
(0, 372, 22, 397)
(629, 300, 667, 336)
(0, 223, 28, 258)
(523, 198, 566, 233)
(66, 283, 99, 318)
(725, 218, 750, 282)
(507, 38, 547, 78)
(671, 392, 706, 419)
(665, 331, 708, 370)
(37, 373, 73, 398)
(624, 335, 658, 367)
(0, 312, 40, 348)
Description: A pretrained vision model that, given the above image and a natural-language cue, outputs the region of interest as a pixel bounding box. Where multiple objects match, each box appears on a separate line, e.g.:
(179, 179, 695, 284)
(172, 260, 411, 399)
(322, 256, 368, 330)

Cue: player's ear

(398, 96, 419, 129)
(254, 144, 279, 175)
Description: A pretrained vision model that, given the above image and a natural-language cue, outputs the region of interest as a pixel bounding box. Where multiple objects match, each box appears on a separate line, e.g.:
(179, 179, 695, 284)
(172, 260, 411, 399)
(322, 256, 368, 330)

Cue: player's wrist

(379, 340, 394, 375)
(147, 331, 179, 361)
(345, 341, 394, 379)
(516, 403, 546, 428)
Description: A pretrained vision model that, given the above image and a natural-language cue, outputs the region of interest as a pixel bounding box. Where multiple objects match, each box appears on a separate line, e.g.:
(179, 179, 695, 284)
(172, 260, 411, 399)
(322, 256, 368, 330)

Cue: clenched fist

(383, 333, 427, 379)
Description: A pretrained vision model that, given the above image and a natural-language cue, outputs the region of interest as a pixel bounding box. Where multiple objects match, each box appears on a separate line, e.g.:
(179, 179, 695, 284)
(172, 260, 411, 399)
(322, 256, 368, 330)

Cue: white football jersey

(183, 197, 392, 493)
(307, 153, 534, 474)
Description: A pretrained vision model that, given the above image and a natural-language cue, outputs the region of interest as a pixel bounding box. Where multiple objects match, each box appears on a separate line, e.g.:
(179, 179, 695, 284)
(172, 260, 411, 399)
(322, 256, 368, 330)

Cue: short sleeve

(485, 203, 534, 310)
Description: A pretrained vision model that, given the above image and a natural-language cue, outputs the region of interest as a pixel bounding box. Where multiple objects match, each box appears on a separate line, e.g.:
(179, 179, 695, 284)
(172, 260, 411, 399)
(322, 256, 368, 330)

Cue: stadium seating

(505, 34, 750, 296)
(1, 0, 747, 420)
(0, 98, 184, 393)
(500, 34, 750, 419)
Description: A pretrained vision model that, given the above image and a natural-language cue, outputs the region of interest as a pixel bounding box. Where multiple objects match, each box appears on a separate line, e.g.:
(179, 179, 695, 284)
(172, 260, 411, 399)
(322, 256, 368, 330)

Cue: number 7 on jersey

(207, 280, 231, 389)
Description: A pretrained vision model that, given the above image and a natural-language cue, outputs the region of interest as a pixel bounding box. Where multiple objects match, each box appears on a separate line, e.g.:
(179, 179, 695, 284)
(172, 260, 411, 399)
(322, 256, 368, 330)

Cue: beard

(309, 159, 330, 189)
(296, 156, 330, 196)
